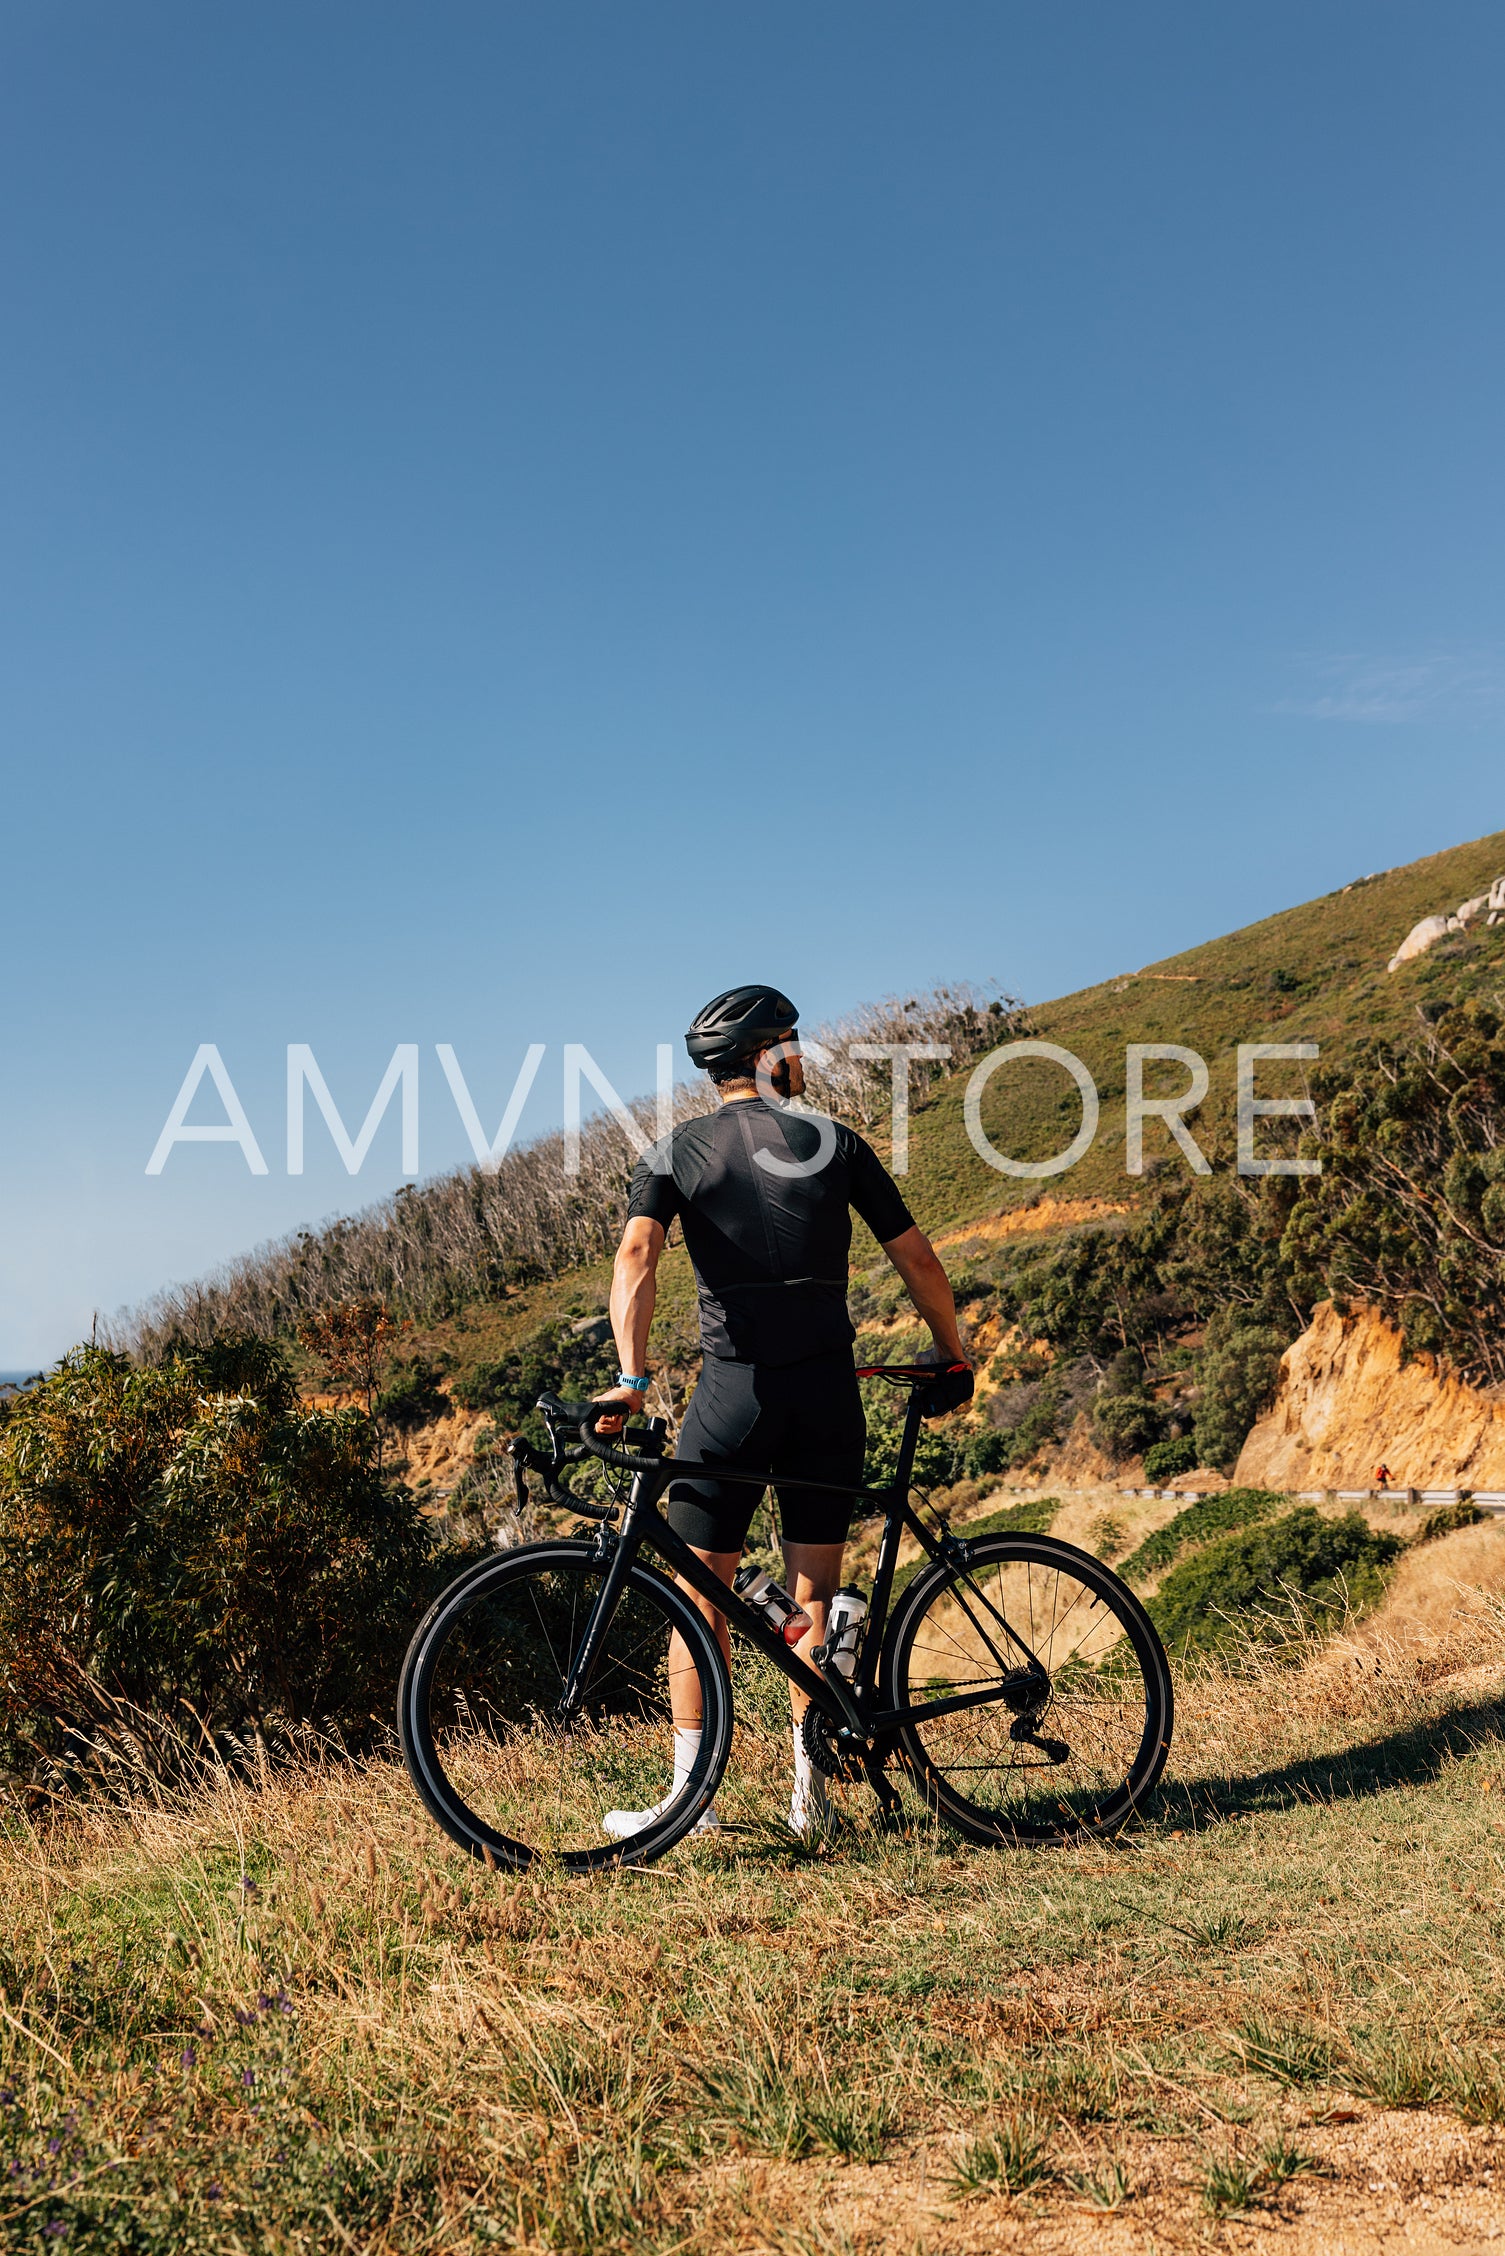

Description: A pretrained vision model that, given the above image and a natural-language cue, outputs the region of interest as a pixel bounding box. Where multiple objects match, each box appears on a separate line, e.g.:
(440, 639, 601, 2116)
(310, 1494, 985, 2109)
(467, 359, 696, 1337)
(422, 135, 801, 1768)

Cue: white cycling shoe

(602, 1801, 720, 1841)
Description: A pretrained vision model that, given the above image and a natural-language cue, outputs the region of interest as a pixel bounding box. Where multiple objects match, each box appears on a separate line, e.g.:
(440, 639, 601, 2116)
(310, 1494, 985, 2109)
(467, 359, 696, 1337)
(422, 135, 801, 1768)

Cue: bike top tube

(536, 1360, 955, 1500)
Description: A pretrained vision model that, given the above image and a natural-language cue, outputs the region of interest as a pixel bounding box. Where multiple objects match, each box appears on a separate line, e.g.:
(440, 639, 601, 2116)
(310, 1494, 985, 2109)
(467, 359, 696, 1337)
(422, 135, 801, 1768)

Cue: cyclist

(594, 982, 972, 1840)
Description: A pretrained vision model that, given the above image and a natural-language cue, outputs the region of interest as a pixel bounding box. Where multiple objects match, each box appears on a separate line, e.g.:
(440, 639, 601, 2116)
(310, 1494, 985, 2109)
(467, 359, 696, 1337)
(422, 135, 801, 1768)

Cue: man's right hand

(592, 1384, 645, 1437)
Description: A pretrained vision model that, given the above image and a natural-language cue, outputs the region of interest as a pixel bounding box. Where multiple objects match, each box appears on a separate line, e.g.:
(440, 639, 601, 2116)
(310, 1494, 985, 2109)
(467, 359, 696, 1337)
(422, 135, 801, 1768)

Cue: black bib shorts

(666, 1347, 867, 1553)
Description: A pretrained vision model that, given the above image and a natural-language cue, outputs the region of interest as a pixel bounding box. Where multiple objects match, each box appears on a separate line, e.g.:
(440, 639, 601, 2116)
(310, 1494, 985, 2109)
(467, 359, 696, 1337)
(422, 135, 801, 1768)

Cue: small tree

(1191, 1314, 1287, 1472)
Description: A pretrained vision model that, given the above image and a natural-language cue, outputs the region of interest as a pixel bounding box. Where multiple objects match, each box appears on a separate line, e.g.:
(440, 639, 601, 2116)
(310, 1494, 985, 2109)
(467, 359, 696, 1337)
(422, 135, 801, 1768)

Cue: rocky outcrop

(1235, 1300, 1505, 1492)
(1387, 875, 1505, 970)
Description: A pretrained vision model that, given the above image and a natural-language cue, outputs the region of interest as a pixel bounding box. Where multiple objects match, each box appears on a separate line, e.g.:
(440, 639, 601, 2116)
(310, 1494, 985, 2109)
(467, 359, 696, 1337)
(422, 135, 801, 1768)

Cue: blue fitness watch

(616, 1372, 649, 1391)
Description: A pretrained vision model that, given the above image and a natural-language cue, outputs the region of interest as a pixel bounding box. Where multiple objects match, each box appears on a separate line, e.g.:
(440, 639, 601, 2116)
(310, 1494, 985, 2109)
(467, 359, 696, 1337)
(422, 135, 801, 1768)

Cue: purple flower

(234, 2009, 257, 2027)
(241, 2071, 255, 2089)
(206, 2184, 222, 2201)
(181, 2047, 197, 2069)
(46, 2139, 61, 2155)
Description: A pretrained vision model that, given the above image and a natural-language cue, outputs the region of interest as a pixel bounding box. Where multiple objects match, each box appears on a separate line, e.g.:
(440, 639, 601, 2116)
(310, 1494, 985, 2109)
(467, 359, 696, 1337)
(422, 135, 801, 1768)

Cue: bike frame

(539, 1381, 1049, 1743)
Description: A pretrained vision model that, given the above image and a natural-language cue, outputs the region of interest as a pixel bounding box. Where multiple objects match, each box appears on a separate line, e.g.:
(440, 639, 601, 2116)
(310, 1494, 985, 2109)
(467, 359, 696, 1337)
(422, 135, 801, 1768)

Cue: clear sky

(2, 1, 1503, 1366)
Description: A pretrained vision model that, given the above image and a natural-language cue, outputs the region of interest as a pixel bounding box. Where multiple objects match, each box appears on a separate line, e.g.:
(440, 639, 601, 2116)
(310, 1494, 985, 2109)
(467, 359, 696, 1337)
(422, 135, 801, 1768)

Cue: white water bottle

(733, 1565, 812, 1645)
(824, 1585, 868, 1680)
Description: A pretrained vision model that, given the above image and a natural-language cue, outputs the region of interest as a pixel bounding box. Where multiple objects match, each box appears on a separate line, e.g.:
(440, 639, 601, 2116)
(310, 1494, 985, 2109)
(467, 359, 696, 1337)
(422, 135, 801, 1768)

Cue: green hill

(118, 828, 1505, 1479)
(895, 824, 1505, 1236)
(388, 827, 1505, 1405)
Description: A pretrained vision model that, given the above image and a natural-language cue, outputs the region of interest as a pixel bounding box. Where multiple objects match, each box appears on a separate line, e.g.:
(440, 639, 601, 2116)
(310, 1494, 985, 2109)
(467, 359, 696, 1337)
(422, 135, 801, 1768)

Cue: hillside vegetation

(105, 826, 1505, 1497)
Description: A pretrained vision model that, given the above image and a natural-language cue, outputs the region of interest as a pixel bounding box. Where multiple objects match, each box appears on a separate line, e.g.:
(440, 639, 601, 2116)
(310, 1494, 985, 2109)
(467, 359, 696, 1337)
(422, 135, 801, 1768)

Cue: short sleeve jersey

(627, 1097, 915, 1366)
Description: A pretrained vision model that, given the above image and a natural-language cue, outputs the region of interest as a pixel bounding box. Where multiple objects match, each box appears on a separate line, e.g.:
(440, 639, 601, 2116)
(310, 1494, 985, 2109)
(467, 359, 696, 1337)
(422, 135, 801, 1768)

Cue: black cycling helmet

(685, 983, 799, 1072)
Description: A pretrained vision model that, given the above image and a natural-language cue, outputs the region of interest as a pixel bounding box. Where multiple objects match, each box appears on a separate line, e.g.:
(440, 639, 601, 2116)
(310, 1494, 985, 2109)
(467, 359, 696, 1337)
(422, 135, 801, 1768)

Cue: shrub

(1119, 1487, 1284, 1583)
(451, 1320, 616, 1441)
(1091, 1393, 1163, 1461)
(1283, 998, 1505, 1386)
(1148, 1508, 1404, 1654)
(0, 1339, 434, 1780)
(1143, 1434, 1199, 1483)
(1419, 1500, 1486, 1542)
(1192, 1315, 1287, 1472)
(861, 1392, 964, 1493)
(964, 1427, 1014, 1479)
(375, 1357, 449, 1433)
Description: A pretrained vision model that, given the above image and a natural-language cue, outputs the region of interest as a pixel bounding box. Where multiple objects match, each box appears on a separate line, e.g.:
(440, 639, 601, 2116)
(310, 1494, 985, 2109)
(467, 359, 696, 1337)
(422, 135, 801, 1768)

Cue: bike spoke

(416, 1556, 717, 1865)
(894, 1540, 1168, 1844)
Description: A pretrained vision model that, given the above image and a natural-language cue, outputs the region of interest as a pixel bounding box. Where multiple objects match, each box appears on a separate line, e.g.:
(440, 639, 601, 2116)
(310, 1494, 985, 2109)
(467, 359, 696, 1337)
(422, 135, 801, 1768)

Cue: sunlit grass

(3, 1601, 1505, 2247)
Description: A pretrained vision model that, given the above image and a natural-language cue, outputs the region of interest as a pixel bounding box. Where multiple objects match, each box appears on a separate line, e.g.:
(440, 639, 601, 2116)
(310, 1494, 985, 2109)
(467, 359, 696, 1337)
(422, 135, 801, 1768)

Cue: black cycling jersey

(627, 1096, 915, 1366)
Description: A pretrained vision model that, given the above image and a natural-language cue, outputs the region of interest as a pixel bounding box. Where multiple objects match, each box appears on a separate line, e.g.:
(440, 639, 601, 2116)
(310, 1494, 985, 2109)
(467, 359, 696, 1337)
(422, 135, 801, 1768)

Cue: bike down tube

(647, 1511, 841, 1718)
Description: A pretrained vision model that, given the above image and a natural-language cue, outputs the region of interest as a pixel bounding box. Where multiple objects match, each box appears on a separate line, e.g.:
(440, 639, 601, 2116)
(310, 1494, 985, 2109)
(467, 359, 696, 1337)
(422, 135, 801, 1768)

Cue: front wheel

(880, 1532, 1172, 1846)
(399, 1540, 733, 1871)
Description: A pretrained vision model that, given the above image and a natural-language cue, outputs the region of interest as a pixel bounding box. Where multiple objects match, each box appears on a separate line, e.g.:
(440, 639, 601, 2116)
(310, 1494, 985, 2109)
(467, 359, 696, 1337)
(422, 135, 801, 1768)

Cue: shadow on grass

(1156, 1693, 1505, 1828)
(688, 1695, 1505, 1867)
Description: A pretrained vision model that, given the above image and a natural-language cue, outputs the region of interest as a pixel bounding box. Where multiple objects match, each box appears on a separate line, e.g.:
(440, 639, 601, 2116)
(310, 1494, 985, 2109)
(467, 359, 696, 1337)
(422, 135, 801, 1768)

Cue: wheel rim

(410, 1554, 719, 1865)
(897, 1546, 1164, 1839)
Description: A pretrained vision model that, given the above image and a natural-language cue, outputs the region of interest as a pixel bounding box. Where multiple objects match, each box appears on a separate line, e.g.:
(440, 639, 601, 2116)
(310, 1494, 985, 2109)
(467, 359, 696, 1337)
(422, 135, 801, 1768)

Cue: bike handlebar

(535, 1392, 670, 1476)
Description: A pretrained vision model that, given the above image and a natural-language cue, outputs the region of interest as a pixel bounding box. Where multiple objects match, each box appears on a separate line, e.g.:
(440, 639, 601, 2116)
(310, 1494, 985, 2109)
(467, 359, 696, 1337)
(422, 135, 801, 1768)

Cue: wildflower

(206, 2183, 221, 2201)
(47, 2139, 61, 2155)
(241, 2071, 255, 2089)
(181, 2046, 197, 2069)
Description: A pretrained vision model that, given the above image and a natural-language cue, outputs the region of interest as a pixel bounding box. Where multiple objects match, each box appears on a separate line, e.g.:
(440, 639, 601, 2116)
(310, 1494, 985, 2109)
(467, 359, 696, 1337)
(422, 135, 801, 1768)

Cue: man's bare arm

(881, 1224, 968, 1363)
(600, 1216, 666, 1417)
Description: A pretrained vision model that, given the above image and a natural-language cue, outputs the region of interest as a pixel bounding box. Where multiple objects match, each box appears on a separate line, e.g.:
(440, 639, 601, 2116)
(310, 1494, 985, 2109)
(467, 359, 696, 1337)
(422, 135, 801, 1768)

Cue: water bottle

(823, 1585, 868, 1680)
(733, 1565, 813, 1645)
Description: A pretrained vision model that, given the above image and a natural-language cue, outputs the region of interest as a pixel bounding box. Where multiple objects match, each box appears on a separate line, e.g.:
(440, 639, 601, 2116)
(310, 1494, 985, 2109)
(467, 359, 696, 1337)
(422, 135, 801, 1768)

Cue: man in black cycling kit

(594, 983, 972, 1839)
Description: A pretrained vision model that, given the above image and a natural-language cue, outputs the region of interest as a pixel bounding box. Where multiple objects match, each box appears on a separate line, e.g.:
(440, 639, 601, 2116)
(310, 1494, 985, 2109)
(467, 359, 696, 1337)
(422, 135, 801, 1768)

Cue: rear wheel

(399, 1540, 732, 1870)
(881, 1533, 1172, 1845)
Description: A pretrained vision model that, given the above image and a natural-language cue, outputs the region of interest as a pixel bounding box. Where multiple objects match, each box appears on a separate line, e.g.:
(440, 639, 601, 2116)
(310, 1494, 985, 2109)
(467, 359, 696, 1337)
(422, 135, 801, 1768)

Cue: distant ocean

(0, 1371, 39, 1390)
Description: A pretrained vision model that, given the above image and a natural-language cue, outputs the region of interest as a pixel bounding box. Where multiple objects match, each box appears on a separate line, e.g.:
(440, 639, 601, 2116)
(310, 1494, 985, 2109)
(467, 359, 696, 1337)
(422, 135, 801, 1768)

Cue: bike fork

(558, 1526, 637, 1715)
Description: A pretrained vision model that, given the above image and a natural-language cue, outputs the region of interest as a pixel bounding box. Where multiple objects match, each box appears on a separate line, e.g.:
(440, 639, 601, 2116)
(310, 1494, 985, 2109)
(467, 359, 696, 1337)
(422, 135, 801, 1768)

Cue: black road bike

(398, 1366, 1173, 1871)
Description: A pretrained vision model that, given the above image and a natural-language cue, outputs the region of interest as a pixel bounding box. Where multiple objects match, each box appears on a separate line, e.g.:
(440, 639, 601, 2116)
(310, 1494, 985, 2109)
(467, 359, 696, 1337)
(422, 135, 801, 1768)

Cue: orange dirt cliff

(1236, 1300, 1505, 1493)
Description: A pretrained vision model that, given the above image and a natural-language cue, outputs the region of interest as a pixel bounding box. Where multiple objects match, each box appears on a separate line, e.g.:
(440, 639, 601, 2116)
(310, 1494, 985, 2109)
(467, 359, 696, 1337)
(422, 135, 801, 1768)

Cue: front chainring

(801, 1704, 869, 1784)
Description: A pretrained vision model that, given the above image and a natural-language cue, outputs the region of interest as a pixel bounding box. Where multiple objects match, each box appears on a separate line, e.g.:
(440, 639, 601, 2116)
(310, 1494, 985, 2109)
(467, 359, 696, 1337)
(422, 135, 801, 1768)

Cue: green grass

(4, 1601, 1505, 2248)
(1119, 1488, 1285, 1583)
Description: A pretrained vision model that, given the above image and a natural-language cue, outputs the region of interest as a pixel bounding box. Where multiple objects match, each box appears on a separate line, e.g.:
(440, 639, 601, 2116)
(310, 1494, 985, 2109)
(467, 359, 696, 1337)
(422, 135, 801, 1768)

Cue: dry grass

(4, 1601, 1505, 2252)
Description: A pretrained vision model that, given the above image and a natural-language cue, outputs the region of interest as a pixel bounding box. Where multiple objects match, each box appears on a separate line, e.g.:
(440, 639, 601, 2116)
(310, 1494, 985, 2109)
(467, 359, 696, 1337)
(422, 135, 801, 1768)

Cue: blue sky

(2, 1, 1503, 1365)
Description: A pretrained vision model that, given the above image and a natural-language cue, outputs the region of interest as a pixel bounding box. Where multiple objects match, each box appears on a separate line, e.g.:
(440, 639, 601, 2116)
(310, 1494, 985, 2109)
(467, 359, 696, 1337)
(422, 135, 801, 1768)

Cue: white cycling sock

(788, 1722, 832, 1836)
(603, 1727, 718, 1841)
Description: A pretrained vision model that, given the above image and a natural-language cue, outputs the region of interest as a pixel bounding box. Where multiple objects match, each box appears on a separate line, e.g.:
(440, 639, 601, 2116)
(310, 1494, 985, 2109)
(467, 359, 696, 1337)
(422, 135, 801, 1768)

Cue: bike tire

(398, 1539, 733, 1871)
(880, 1531, 1172, 1846)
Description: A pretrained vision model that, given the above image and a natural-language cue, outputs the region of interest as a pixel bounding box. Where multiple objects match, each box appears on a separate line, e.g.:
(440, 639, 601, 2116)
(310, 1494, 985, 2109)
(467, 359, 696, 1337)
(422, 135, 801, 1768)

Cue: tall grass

(3, 1600, 1505, 2247)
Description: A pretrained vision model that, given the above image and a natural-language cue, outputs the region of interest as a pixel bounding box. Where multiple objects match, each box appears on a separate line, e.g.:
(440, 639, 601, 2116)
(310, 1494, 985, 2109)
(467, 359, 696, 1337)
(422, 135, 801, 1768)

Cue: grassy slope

(403, 826, 1505, 1393)
(896, 822, 1505, 1239)
(6, 1614, 1505, 2250)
